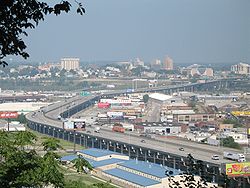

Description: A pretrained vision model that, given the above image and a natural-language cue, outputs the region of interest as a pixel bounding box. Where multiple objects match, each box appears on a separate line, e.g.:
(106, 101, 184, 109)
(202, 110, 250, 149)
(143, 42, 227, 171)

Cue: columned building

(61, 58, 80, 71)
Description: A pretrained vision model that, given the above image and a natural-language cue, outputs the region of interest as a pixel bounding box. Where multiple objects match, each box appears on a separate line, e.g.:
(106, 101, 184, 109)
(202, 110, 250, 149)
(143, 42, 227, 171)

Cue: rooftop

(119, 159, 182, 178)
(61, 154, 126, 168)
(149, 93, 172, 101)
(91, 158, 126, 168)
(104, 168, 160, 187)
(78, 148, 121, 158)
(61, 155, 78, 161)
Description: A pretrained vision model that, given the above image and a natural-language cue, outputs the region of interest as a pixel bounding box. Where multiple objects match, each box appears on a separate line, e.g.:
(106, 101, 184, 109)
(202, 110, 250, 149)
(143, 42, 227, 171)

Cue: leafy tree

(59, 68, 67, 77)
(131, 66, 146, 77)
(0, 130, 65, 188)
(220, 136, 241, 149)
(0, 0, 85, 67)
(42, 137, 63, 151)
(14, 131, 37, 150)
(143, 94, 149, 103)
(17, 113, 27, 124)
(223, 119, 242, 128)
(72, 155, 93, 173)
(167, 154, 217, 188)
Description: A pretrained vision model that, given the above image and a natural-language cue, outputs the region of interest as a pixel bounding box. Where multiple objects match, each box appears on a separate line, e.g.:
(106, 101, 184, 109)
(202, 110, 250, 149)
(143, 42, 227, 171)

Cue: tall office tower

(231, 63, 250, 75)
(61, 58, 80, 71)
(204, 68, 214, 77)
(151, 59, 162, 70)
(162, 56, 173, 70)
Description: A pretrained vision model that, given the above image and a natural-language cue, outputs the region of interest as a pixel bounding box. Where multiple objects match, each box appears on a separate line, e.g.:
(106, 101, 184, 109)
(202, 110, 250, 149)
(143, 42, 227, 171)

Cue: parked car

(86, 130, 91, 133)
(141, 140, 146, 143)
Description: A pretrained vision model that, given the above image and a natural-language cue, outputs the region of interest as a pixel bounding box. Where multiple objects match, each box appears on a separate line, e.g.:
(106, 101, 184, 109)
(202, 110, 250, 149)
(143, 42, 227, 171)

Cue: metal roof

(149, 93, 172, 101)
(61, 154, 126, 168)
(78, 148, 121, 157)
(119, 159, 182, 178)
(61, 155, 78, 161)
(90, 158, 126, 168)
(104, 168, 160, 187)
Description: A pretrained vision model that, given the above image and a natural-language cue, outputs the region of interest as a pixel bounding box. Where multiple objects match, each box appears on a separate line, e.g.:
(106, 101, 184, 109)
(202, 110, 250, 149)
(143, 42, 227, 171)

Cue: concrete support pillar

(91, 138, 94, 148)
(83, 136, 86, 147)
(107, 142, 110, 150)
(100, 140, 102, 149)
(68, 133, 70, 142)
(121, 145, 123, 154)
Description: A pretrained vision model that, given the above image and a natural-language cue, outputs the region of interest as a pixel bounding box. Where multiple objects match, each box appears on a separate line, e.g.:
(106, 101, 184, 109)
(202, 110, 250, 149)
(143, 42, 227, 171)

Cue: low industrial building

(173, 113, 216, 123)
(134, 122, 187, 135)
(0, 120, 26, 131)
(61, 148, 185, 188)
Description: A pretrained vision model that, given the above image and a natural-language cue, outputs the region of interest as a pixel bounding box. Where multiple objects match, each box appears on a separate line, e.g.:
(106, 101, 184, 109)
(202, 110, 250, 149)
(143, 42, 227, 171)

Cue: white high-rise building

(162, 56, 173, 70)
(231, 63, 250, 75)
(61, 58, 80, 71)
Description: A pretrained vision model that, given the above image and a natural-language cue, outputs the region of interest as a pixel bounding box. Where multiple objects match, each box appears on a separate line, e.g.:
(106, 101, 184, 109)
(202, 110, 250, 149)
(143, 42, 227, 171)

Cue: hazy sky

(10, 0, 250, 64)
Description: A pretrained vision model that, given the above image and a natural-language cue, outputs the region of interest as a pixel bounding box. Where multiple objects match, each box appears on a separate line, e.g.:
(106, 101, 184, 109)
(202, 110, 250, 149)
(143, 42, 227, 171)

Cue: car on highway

(141, 139, 146, 143)
(179, 147, 184, 151)
(211, 155, 220, 160)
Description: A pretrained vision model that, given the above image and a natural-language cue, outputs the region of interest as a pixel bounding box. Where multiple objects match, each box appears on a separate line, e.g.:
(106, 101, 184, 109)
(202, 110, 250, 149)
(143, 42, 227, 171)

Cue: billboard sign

(0, 112, 18, 119)
(63, 120, 86, 130)
(80, 91, 91, 97)
(73, 121, 85, 130)
(226, 162, 250, 177)
(231, 111, 250, 117)
(63, 121, 74, 129)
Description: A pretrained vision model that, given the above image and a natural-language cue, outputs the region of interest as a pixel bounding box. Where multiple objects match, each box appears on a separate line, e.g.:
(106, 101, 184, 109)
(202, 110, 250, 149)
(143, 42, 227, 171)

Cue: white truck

(223, 151, 246, 162)
(94, 127, 100, 133)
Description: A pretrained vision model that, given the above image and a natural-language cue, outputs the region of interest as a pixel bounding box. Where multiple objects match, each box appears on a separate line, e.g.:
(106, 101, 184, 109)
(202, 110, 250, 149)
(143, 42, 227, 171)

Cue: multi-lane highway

(26, 91, 242, 166)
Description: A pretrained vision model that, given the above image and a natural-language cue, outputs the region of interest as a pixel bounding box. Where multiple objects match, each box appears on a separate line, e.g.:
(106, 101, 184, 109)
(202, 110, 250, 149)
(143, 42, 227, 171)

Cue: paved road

(27, 107, 239, 166)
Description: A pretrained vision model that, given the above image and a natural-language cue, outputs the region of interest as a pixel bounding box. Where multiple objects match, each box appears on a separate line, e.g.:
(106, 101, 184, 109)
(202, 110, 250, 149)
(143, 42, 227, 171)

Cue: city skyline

(6, 0, 250, 64)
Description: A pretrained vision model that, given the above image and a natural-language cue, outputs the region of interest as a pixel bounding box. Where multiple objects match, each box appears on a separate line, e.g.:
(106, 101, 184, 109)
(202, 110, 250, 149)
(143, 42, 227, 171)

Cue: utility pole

(7, 118, 10, 132)
(73, 129, 76, 153)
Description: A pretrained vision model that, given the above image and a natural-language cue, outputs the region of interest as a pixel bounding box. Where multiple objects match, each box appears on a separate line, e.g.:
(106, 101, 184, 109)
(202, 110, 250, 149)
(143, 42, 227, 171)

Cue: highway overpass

(26, 79, 244, 183)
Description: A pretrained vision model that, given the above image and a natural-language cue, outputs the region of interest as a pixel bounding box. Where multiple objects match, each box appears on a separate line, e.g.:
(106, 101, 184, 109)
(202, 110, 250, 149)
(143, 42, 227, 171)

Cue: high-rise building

(162, 56, 173, 70)
(61, 58, 80, 71)
(150, 59, 161, 70)
(134, 58, 144, 67)
(203, 68, 214, 77)
(231, 63, 250, 75)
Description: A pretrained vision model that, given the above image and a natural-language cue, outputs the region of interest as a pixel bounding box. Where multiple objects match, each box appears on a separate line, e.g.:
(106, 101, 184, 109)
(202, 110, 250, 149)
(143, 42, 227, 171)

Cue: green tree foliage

(93, 181, 114, 188)
(65, 180, 89, 188)
(143, 94, 149, 103)
(42, 137, 63, 151)
(17, 113, 27, 124)
(72, 155, 93, 173)
(167, 154, 217, 188)
(131, 66, 145, 77)
(0, 130, 65, 188)
(220, 136, 241, 149)
(223, 119, 242, 128)
(0, 0, 85, 67)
